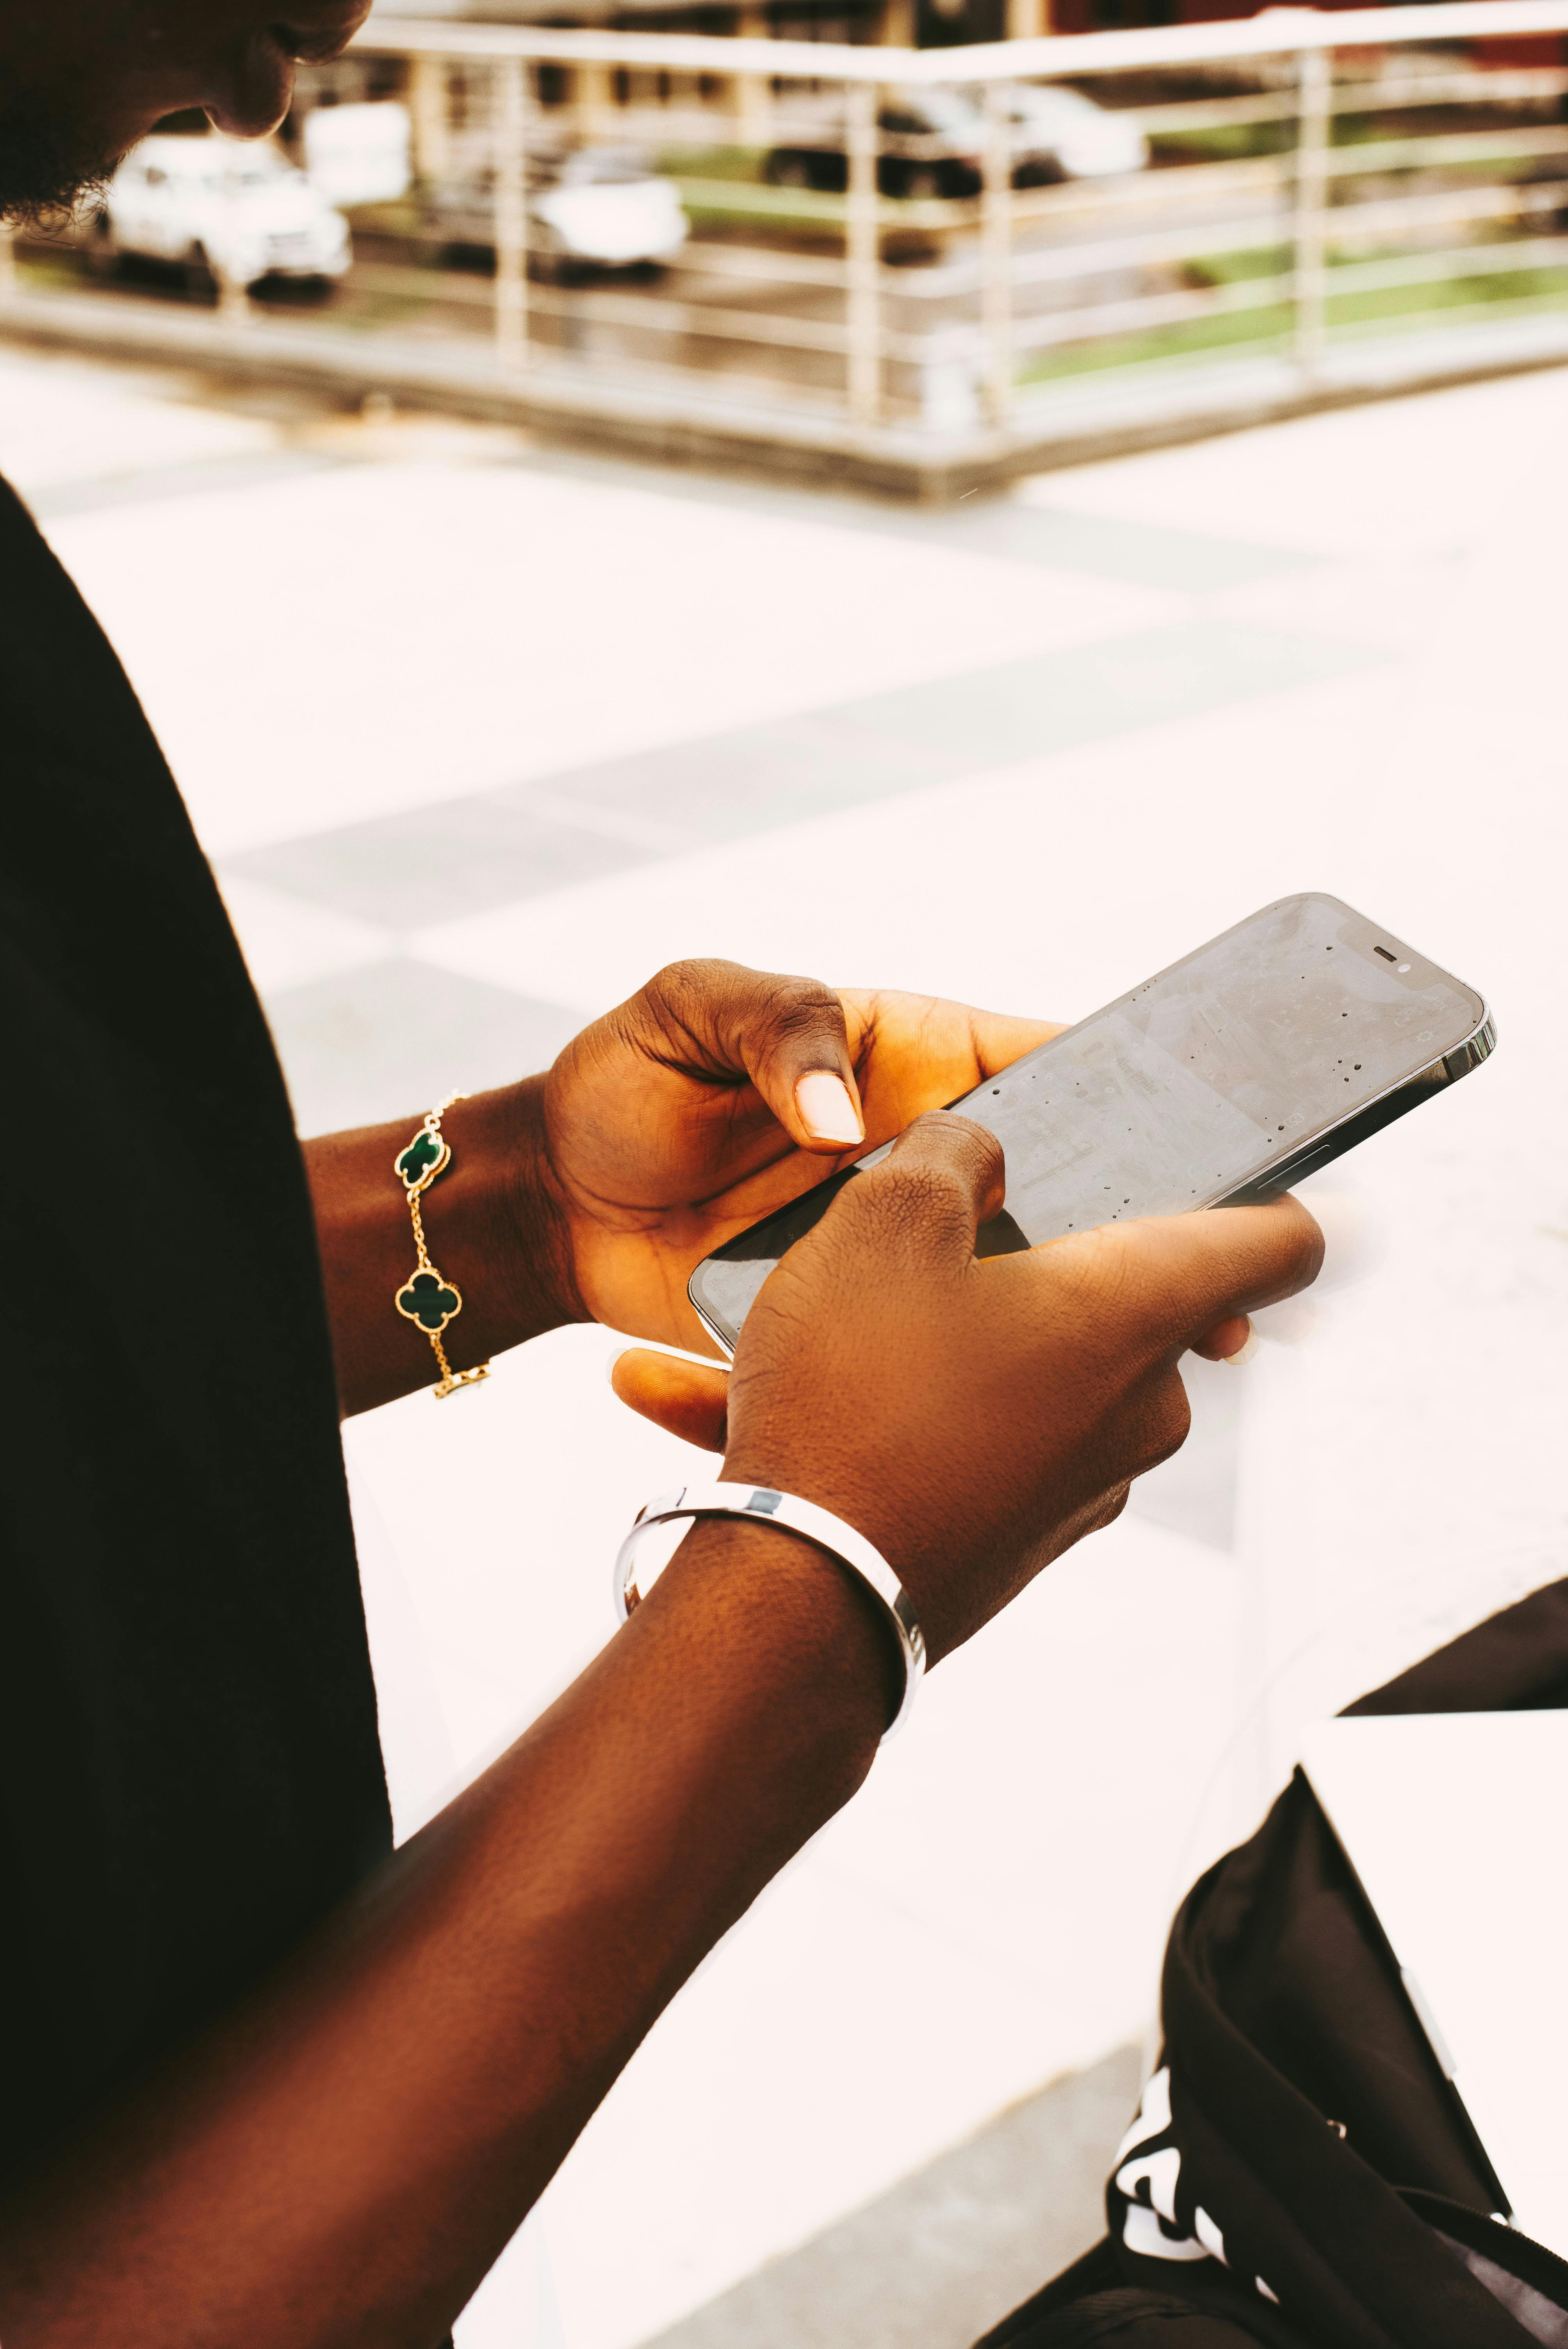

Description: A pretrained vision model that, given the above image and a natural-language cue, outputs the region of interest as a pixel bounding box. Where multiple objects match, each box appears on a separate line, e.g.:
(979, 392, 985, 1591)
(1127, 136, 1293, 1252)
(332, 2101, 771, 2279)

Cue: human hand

(536, 961, 1054, 1353)
(615, 1114, 1322, 1664)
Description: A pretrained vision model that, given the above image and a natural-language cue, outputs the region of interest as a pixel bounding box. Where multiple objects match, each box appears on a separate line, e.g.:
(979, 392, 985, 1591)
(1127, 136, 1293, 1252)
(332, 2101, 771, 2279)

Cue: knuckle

(1135, 1378, 1191, 1474)
(625, 959, 745, 1050)
(645, 956, 742, 1005)
(903, 1109, 1005, 1184)
(766, 973, 845, 1044)
(1053, 1223, 1140, 1330)
(912, 1108, 986, 1148)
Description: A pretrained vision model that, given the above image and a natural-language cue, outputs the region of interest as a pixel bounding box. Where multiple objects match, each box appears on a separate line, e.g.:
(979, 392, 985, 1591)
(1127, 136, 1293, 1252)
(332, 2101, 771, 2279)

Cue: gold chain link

(394, 1091, 491, 1400)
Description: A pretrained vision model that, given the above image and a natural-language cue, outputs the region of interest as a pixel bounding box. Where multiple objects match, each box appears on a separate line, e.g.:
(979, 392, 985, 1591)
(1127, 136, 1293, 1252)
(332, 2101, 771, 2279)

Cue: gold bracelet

(393, 1091, 491, 1400)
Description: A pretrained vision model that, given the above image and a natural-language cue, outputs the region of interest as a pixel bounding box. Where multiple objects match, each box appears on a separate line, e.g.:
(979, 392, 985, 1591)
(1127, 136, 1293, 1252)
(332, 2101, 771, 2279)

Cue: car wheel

(766, 154, 816, 191)
(84, 212, 119, 281)
(183, 241, 219, 302)
(532, 248, 587, 288)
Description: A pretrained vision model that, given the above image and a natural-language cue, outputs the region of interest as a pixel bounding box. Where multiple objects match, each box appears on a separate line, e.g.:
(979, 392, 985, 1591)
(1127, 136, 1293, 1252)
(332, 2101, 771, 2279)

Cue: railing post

(736, 72, 773, 149)
(494, 54, 529, 370)
(410, 53, 450, 185)
(1293, 42, 1330, 375)
(980, 78, 1014, 429)
(846, 79, 881, 428)
(736, 5, 773, 148)
(576, 60, 615, 143)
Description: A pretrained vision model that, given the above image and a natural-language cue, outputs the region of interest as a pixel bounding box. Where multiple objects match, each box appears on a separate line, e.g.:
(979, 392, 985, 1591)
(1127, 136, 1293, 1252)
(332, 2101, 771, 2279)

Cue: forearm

(304, 1078, 579, 1413)
(0, 1523, 889, 2349)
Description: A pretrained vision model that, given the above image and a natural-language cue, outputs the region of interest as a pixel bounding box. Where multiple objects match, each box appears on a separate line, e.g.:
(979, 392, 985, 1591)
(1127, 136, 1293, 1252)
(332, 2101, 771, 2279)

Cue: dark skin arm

(304, 1078, 570, 1413)
(303, 962, 1057, 1415)
(0, 1521, 890, 2347)
(0, 1119, 1320, 2346)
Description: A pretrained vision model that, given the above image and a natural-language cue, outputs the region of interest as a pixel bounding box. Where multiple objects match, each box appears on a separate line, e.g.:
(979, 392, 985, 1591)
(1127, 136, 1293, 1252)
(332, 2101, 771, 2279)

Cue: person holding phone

(0, 6, 1322, 2341)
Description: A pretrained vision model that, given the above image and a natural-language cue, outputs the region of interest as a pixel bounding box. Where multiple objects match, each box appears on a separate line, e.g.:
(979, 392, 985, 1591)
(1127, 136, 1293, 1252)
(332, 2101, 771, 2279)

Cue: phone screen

(690, 895, 1487, 1350)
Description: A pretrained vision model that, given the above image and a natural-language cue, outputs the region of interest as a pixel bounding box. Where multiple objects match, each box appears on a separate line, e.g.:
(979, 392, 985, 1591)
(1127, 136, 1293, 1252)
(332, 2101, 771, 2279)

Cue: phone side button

(1279, 1142, 1338, 1185)
(1222, 1142, 1337, 1207)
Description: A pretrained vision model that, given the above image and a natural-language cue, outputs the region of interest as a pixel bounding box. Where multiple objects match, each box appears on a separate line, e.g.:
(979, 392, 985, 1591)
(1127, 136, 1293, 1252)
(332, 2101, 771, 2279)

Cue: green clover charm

(396, 1268, 462, 1333)
(396, 1128, 447, 1191)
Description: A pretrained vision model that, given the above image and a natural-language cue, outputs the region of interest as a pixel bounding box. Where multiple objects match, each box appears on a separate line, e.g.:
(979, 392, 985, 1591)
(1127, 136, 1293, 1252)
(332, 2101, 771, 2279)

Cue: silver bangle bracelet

(612, 1481, 925, 1739)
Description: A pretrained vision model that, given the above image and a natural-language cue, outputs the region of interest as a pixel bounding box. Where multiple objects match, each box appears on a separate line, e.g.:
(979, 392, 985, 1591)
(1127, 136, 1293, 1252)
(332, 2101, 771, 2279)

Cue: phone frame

(688, 896, 1495, 1358)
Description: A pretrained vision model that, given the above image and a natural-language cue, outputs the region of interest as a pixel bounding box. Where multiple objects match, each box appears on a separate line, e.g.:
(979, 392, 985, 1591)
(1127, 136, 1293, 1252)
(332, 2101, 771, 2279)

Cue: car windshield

(1009, 86, 1100, 124)
(131, 143, 291, 192)
(558, 150, 651, 187)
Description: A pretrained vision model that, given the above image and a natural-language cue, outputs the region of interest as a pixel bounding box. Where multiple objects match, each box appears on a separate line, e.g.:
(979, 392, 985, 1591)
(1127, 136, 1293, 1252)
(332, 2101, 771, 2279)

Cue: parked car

(428, 146, 688, 282)
(764, 83, 1146, 200)
(85, 134, 351, 294)
(301, 100, 412, 207)
(1004, 84, 1149, 184)
(766, 89, 990, 201)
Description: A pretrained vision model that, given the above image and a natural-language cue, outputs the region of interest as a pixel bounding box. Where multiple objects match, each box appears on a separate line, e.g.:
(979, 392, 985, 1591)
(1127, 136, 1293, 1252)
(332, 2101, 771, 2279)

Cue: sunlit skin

(1, 17, 1322, 2337)
(542, 975, 1062, 1341)
(304, 964, 1069, 1411)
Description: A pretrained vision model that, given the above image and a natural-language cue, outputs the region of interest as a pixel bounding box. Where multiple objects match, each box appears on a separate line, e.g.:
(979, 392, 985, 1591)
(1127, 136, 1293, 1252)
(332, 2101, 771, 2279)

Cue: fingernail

(795, 1071, 863, 1145)
(605, 1346, 631, 1389)
(1222, 1324, 1260, 1367)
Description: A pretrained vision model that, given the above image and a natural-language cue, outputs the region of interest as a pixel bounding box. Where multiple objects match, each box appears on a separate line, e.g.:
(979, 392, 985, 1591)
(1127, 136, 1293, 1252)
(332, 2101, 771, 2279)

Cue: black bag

(980, 1580, 1568, 2349)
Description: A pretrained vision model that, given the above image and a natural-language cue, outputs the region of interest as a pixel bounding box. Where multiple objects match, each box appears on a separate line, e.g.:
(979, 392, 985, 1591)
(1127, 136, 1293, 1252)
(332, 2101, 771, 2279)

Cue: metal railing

(352, 1, 1568, 427)
(5, 0, 1568, 459)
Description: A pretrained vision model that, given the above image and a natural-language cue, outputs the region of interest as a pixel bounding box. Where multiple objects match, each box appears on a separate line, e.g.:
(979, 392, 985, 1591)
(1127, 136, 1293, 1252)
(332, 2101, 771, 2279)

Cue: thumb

(640, 961, 865, 1156)
(846, 1110, 1009, 1265)
(609, 1348, 729, 1452)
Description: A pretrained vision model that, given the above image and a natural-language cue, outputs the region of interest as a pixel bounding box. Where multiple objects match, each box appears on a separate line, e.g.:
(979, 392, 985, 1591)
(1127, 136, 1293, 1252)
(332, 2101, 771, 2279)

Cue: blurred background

(4, 0, 1565, 2340)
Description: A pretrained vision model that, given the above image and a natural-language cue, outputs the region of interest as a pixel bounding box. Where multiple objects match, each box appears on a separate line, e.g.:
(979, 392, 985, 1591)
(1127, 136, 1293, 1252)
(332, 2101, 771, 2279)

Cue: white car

(1006, 86, 1149, 184)
(430, 147, 688, 282)
(764, 83, 1146, 199)
(535, 147, 688, 274)
(89, 134, 351, 293)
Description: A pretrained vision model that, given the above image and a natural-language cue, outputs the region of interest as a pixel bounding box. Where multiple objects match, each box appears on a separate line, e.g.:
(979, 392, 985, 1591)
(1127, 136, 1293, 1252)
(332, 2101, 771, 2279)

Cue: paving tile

(55, 459, 1178, 860)
(500, 443, 1314, 591)
(0, 343, 282, 494)
(538, 619, 1385, 844)
(25, 446, 343, 520)
(891, 499, 1317, 591)
(633, 2044, 1140, 2349)
(1019, 368, 1564, 561)
(230, 618, 1374, 934)
(230, 791, 659, 930)
(263, 955, 581, 1136)
(218, 872, 394, 993)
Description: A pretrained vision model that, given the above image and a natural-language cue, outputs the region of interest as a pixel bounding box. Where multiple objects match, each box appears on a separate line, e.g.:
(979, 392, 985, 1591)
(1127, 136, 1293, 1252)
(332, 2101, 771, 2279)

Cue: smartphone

(688, 893, 1493, 1356)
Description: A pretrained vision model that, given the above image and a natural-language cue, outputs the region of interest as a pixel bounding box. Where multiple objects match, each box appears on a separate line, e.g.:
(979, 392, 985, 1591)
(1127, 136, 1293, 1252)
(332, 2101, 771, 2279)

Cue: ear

(609, 1349, 729, 1452)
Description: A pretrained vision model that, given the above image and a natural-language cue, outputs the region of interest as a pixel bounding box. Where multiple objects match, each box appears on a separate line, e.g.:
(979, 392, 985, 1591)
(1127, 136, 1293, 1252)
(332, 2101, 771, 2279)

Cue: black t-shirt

(0, 476, 391, 2179)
